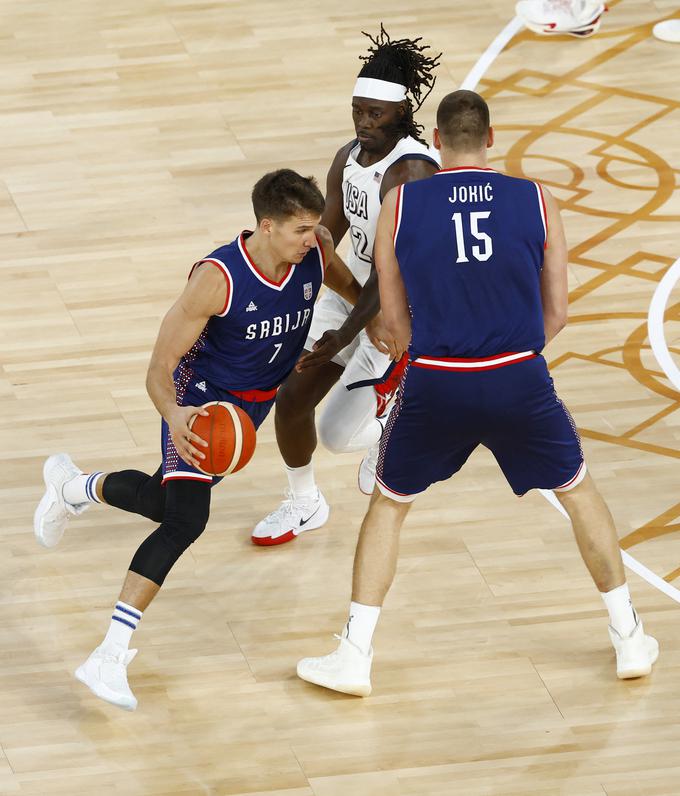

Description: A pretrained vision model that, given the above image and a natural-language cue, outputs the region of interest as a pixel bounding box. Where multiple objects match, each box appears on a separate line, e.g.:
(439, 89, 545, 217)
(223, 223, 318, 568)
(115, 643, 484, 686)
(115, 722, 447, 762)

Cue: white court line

(539, 489, 680, 603)
(463, 17, 680, 604)
(460, 17, 526, 91)
(648, 256, 680, 392)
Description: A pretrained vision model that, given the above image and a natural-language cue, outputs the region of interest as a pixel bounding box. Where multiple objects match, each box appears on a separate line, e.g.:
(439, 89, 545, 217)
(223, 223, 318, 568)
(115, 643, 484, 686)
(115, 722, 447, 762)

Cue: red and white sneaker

(374, 353, 408, 417)
(516, 0, 606, 37)
(251, 489, 329, 546)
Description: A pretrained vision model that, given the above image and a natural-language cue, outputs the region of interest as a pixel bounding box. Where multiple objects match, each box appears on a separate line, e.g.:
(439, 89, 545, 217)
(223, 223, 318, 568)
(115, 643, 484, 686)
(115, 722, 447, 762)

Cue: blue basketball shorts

(376, 352, 586, 502)
(161, 361, 275, 486)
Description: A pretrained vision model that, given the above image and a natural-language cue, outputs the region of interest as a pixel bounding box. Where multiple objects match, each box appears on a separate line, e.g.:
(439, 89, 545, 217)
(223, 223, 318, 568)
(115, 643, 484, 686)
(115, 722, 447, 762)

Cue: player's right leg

(554, 475, 659, 679)
(252, 290, 358, 546)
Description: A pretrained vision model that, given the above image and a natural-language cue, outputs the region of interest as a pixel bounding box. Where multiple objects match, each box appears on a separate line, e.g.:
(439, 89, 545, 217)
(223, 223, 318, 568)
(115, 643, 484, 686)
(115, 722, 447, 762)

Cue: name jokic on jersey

(245, 308, 312, 340)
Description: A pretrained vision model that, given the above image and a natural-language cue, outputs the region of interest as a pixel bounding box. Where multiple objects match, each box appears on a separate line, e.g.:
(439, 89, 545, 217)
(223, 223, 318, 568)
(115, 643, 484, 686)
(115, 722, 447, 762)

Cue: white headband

(352, 77, 407, 102)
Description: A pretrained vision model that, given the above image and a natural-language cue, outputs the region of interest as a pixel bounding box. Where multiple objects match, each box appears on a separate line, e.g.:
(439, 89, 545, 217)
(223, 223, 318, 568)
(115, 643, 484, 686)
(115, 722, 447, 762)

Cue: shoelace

(268, 489, 315, 522)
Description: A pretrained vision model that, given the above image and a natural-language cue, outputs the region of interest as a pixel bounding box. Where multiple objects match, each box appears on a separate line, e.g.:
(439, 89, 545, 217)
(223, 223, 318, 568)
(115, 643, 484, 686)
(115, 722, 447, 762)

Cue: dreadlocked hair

(358, 24, 441, 144)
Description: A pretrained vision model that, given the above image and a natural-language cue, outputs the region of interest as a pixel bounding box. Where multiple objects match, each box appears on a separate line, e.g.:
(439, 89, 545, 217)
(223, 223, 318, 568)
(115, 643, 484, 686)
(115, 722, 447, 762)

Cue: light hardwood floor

(1, 1, 679, 794)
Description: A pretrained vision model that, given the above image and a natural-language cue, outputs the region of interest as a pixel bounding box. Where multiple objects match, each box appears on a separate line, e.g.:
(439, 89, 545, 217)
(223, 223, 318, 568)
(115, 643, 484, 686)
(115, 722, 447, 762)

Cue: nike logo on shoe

(299, 505, 320, 527)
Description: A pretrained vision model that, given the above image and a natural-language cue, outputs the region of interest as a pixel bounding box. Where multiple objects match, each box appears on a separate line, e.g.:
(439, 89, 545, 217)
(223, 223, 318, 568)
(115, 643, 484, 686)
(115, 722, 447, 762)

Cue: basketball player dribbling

(251, 27, 442, 546)
(297, 91, 659, 696)
(33, 170, 362, 710)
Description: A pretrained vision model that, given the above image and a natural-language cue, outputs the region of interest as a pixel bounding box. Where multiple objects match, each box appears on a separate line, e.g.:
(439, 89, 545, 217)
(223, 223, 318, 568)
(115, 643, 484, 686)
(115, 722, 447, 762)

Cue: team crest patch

(304, 282, 313, 300)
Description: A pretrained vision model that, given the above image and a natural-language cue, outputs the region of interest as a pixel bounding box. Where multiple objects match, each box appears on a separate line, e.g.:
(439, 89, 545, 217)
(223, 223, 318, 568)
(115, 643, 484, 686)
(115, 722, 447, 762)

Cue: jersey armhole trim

(191, 258, 233, 316)
(393, 184, 404, 246)
(314, 233, 327, 277)
(535, 182, 548, 250)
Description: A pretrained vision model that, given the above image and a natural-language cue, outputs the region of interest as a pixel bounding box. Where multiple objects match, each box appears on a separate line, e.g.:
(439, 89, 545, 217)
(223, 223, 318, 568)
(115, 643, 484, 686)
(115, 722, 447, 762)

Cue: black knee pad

(128, 479, 211, 586)
(103, 467, 165, 523)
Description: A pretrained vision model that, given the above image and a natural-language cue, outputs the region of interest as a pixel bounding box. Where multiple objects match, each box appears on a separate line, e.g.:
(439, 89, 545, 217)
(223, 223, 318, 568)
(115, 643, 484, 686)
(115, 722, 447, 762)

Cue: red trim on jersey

(536, 183, 548, 250)
(314, 233, 327, 274)
(393, 184, 403, 244)
(412, 351, 537, 372)
(555, 461, 586, 491)
(228, 387, 278, 403)
(190, 258, 233, 315)
(240, 233, 293, 287)
(436, 166, 497, 173)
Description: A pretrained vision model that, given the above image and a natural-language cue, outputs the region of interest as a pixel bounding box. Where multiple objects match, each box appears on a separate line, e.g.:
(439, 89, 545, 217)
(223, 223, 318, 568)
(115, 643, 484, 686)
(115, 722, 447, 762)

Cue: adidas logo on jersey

(195, 381, 207, 393)
(246, 301, 258, 312)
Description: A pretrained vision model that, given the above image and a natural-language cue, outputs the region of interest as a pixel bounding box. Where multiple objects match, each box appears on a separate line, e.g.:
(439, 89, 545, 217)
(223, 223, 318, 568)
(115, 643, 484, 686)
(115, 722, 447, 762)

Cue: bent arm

(146, 264, 227, 421)
(374, 187, 411, 359)
(539, 185, 569, 344)
(316, 224, 361, 306)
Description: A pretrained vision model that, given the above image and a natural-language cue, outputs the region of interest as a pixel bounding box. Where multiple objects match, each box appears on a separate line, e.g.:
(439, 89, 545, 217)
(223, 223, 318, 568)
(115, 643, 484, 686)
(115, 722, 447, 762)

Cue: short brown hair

(436, 90, 490, 151)
(251, 169, 325, 222)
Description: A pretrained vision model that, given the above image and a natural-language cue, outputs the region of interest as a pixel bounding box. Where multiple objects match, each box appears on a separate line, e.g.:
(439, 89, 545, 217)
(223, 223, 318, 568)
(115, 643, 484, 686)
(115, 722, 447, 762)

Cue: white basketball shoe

(297, 635, 373, 696)
(34, 453, 89, 548)
(608, 615, 659, 679)
(75, 645, 138, 710)
(251, 489, 329, 546)
(516, 0, 606, 37)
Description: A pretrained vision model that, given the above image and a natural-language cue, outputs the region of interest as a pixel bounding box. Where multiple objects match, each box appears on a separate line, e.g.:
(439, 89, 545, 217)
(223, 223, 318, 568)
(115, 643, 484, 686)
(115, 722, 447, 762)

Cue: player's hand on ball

(296, 329, 350, 371)
(167, 405, 209, 468)
(365, 312, 391, 355)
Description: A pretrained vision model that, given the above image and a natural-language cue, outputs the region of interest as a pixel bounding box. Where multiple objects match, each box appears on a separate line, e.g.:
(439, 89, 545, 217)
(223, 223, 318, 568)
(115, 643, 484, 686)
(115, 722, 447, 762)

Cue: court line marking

(462, 17, 680, 604)
(648, 257, 680, 392)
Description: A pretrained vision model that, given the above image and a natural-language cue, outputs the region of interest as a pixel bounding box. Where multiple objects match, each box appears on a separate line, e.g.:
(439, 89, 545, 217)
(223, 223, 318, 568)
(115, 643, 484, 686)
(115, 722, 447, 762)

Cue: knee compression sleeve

(128, 479, 212, 586)
(102, 467, 165, 522)
(318, 383, 382, 454)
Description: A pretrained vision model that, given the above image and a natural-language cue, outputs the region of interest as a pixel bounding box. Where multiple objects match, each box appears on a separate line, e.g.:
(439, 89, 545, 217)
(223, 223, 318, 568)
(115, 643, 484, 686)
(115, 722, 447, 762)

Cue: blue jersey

(182, 232, 325, 391)
(394, 167, 547, 358)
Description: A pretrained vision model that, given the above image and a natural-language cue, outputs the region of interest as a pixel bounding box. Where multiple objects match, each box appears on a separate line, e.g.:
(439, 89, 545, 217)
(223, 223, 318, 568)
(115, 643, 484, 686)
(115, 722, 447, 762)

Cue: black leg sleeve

(102, 467, 165, 523)
(128, 478, 212, 586)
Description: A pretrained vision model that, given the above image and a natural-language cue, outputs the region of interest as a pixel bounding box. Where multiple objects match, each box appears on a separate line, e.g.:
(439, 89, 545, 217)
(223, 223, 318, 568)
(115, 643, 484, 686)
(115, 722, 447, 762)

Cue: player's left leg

(317, 335, 407, 494)
(34, 457, 197, 548)
(75, 478, 212, 710)
(297, 490, 412, 697)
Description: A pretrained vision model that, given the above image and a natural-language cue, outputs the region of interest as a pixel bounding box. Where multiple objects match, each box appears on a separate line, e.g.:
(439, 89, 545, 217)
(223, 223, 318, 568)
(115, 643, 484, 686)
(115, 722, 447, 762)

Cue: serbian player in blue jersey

(32, 170, 362, 711)
(297, 92, 658, 696)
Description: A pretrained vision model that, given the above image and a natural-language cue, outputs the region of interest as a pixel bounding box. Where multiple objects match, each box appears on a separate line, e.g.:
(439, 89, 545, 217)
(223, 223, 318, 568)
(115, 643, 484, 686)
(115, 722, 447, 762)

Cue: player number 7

(268, 343, 283, 363)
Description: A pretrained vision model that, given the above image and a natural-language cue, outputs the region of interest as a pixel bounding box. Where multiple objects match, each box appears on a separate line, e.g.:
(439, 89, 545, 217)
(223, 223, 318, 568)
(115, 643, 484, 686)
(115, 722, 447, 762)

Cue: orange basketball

(189, 401, 256, 476)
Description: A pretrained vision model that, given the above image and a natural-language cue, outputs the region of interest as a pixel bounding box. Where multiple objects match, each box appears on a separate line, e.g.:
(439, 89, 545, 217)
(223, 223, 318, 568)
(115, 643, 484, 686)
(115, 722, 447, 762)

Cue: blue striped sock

(103, 601, 143, 650)
(62, 472, 104, 505)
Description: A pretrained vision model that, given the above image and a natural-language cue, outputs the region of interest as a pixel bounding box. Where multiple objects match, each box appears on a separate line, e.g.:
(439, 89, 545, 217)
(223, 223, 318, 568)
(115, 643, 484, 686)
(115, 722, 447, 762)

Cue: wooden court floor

(1, 1, 679, 794)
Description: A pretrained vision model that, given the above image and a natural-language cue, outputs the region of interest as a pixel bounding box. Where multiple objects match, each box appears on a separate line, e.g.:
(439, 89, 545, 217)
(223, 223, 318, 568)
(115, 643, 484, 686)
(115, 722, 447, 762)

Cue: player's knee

(275, 380, 314, 422)
(317, 413, 353, 454)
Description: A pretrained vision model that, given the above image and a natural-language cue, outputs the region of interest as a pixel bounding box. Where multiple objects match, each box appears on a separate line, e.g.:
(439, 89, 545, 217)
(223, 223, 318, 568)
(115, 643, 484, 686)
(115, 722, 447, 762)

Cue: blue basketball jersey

(182, 232, 325, 391)
(394, 167, 547, 358)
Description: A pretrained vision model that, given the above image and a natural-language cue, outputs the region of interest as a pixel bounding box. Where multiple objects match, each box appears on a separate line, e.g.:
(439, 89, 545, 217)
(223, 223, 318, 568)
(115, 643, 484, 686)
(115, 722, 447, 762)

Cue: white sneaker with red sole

(251, 489, 329, 546)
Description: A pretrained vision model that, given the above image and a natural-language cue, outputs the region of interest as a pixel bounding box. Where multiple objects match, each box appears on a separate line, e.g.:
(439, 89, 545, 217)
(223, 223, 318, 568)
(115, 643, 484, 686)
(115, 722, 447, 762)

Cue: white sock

(343, 601, 381, 655)
(601, 583, 637, 636)
(285, 463, 317, 499)
(62, 472, 104, 505)
(101, 601, 143, 651)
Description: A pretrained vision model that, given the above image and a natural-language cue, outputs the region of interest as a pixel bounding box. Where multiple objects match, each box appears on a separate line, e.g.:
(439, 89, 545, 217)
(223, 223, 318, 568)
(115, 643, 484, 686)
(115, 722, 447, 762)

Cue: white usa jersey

(341, 135, 440, 285)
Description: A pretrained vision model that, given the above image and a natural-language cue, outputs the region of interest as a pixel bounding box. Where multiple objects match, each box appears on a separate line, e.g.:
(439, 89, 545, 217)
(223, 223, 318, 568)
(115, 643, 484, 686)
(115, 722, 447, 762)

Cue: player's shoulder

(331, 139, 359, 169)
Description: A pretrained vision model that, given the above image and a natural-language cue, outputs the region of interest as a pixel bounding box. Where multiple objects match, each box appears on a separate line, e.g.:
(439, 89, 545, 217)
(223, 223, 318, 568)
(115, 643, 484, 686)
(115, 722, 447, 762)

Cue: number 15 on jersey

(451, 211, 493, 263)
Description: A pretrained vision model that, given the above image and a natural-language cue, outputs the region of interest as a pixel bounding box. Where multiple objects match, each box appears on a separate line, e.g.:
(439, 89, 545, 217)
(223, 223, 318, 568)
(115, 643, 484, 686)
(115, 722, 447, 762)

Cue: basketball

(189, 401, 256, 476)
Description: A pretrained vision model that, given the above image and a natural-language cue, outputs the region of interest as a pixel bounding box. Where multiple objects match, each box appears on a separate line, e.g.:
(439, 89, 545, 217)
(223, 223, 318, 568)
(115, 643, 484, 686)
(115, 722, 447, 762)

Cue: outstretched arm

(374, 187, 411, 361)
